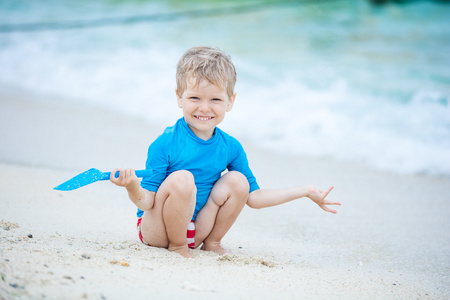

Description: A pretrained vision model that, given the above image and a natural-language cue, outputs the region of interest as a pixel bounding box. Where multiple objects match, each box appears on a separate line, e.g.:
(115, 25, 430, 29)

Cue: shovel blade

(54, 168, 107, 191)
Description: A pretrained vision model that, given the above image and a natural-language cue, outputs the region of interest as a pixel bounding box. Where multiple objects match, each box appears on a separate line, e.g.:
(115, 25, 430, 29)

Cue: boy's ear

(226, 93, 236, 112)
(176, 89, 183, 108)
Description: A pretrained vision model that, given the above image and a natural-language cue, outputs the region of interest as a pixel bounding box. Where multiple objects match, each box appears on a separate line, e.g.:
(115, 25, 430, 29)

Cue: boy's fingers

(110, 168, 138, 186)
(323, 186, 334, 197)
(321, 205, 337, 214)
(124, 168, 136, 181)
(118, 168, 126, 180)
(110, 168, 120, 181)
(325, 200, 341, 206)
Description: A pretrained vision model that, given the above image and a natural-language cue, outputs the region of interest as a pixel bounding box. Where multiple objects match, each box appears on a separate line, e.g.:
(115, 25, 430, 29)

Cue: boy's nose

(199, 100, 210, 112)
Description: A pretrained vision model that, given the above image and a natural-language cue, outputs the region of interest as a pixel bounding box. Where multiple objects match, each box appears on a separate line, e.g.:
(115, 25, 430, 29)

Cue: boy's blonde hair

(176, 46, 236, 98)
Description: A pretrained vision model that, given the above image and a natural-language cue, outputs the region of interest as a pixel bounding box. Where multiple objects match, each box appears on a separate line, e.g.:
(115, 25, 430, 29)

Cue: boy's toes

(201, 242, 229, 255)
(168, 244, 193, 258)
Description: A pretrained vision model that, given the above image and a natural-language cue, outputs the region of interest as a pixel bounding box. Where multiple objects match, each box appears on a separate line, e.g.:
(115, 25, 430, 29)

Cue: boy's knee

(168, 170, 196, 194)
(226, 171, 249, 195)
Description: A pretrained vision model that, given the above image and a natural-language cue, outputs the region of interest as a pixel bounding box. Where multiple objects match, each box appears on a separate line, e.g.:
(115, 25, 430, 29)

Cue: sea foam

(1, 0, 449, 176)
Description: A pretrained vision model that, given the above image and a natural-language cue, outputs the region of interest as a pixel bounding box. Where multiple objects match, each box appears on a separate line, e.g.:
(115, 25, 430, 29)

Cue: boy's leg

(194, 171, 249, 254)
(140, 170, 196, 258)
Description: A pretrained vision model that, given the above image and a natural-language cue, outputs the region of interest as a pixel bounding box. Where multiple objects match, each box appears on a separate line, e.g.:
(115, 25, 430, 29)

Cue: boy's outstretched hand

(307, 186, 341, 214)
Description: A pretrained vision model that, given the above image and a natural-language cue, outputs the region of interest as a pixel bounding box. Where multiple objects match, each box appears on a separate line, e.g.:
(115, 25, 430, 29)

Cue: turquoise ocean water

(1, 0, 449, 175)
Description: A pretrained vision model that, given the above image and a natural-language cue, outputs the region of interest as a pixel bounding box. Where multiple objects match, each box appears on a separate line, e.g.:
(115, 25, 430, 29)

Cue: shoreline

(1, 88, 449, 299)
(2, 85, 449, 179)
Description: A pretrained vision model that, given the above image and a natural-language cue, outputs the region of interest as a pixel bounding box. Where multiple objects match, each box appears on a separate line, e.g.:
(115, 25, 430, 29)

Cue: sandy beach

(1, 88, 449, 299)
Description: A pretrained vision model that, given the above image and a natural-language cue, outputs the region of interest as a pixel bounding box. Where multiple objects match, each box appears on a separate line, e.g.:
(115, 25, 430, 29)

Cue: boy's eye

(212, 98, 222, 101)
(189, 97, 200, 100)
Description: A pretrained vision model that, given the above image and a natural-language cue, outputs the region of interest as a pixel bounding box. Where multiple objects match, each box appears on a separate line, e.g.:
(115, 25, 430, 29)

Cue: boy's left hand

(307, 186, 341, 214)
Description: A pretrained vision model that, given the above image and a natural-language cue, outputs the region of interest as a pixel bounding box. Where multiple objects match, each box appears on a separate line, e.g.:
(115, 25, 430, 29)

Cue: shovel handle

(102, 169, 153, 180)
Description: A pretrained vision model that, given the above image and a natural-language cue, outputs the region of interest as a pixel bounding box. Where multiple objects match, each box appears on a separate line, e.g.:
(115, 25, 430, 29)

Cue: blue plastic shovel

(54, 168, 153, 191)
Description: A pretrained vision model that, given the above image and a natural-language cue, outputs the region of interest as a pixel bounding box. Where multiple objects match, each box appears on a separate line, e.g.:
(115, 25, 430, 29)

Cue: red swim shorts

(137, 217, 196, 249)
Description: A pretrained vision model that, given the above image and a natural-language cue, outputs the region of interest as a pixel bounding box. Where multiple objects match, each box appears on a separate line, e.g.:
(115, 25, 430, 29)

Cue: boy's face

(177, 78, 235, 140)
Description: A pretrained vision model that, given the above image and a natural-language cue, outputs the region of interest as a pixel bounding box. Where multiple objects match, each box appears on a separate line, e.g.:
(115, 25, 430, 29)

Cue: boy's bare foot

(201, 242, 229, 255)
(168, 244, 193, 258)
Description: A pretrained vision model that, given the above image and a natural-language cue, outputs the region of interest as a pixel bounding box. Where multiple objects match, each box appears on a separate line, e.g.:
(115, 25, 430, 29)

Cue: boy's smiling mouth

(194, 116, 214, 121)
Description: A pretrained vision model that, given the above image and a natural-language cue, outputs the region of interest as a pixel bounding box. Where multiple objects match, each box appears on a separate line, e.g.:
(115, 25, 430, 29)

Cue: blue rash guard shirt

(139, 118, 259, 220)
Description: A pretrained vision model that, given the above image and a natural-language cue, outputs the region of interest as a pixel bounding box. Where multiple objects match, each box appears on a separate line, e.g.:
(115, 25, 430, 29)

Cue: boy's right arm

(110, 168, 156, 211)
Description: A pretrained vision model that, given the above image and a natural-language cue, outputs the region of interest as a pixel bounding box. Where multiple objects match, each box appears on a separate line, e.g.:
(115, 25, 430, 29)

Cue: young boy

(110, 46, 340, 258)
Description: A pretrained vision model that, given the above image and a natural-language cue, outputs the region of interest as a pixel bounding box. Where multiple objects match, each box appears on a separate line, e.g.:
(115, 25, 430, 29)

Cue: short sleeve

(140, 136, 169, 193)
(227, 140, 260, 193)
